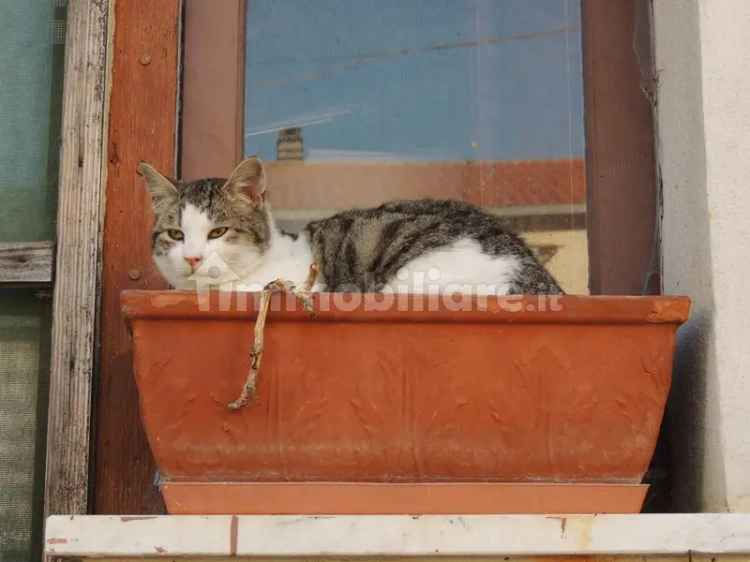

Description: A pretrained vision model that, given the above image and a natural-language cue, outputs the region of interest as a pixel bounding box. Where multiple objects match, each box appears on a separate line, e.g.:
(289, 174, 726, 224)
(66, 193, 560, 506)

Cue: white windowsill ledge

(46, 514, 750, 558)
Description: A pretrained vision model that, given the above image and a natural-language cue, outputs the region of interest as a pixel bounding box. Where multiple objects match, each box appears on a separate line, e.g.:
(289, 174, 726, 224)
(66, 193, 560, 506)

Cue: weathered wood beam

(0, 241, 54, 285)
(44, 0, 112, 517)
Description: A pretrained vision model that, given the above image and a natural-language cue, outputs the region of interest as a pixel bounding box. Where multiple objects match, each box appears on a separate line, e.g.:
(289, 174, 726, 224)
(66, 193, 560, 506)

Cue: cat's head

(138, 156, 271, 289)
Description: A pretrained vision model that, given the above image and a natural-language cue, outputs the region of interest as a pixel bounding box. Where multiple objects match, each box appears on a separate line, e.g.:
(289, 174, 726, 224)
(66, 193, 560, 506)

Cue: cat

(138, 156, 563, 295)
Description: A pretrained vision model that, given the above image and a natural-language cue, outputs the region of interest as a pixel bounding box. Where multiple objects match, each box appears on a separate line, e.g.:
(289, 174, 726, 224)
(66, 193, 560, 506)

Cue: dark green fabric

(0, 291, 51, 562)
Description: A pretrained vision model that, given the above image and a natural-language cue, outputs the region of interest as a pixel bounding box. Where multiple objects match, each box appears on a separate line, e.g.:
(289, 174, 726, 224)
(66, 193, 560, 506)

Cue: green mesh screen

(0, 1, 66, 242)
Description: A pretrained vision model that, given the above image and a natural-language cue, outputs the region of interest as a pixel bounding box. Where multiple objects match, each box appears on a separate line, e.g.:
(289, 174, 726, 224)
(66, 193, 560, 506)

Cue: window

(95, 0, 659, 514)
(0, 1, 66, 559)
(183, 0, 589, 294)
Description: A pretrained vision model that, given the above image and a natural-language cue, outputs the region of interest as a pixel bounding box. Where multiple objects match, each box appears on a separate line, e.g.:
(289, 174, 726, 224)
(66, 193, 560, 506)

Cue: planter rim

(121, 290, 690, 325)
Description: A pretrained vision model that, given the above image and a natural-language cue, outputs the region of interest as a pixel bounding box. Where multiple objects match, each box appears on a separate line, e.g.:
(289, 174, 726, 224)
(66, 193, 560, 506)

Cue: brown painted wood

(95, 0, 181, 514)
(44, 0, 111, 517)
(581, 1, 665, 508)
(181, 0, 245, 179)
(0, 241, 54, 285)
(582, 0, 660, 295)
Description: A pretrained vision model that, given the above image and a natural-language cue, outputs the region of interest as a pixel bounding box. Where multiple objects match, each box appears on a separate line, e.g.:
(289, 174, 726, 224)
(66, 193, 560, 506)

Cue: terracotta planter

(122, 291, 690, 515)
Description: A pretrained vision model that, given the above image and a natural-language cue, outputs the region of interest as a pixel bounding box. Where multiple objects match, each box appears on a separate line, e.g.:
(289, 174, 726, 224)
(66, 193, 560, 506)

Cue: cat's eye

(208, 227, 229, 240)
(166, 229, 184, 241)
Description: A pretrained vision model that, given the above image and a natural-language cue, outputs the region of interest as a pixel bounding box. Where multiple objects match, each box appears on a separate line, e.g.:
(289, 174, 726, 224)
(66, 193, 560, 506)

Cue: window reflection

(244, 0, 587, 293)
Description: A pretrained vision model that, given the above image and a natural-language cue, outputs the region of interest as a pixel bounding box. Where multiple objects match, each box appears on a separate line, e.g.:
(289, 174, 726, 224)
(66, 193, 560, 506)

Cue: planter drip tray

(161, 482, 647, 515)
(122, 291, 690, 515)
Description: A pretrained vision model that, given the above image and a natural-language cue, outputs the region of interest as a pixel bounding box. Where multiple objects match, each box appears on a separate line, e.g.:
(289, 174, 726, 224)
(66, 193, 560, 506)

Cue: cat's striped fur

(138, 157, 562, 295)
(306, 199, 561, 294)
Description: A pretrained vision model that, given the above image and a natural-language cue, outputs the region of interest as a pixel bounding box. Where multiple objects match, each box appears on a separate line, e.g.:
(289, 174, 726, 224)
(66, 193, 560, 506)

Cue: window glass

(244, 0, 587, 293)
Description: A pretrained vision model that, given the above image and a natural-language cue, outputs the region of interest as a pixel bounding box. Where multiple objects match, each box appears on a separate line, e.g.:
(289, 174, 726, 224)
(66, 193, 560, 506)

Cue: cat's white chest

(235, 233, 316, 291)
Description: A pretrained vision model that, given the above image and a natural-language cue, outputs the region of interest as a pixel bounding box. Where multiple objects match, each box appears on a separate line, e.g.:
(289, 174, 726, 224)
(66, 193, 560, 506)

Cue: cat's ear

(223, 156, 266, 204)
(137, 162, 178, 209)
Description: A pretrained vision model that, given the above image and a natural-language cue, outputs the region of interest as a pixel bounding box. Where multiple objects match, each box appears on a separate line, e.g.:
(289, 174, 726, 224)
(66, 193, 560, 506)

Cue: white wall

(654, 0, 750, 512)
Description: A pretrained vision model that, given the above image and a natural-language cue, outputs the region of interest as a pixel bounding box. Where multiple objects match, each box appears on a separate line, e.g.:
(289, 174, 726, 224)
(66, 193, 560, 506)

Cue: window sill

(46, 514, 750, 558)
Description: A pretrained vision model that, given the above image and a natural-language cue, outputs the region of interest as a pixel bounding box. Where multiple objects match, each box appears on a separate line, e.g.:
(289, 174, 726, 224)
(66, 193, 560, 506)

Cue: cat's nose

(184, 256, 202, 271)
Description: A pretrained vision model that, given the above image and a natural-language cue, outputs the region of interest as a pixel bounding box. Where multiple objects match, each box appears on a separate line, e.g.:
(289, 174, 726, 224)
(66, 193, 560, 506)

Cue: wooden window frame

(27, 0, 111, 519)
(0, 242, 55, 286)
(181, 0, 246, 181)
(35, 0, 658, 514)
(94, 0, 182, 515)
(583, 0, 659, 295)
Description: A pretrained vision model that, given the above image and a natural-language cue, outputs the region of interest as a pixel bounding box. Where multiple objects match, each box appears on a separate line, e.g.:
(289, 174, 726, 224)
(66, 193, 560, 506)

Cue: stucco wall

(654, 0, 750, 512)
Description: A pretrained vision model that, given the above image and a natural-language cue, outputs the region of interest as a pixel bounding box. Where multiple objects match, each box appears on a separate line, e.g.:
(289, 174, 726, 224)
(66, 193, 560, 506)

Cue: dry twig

(227, 263, 319, 410)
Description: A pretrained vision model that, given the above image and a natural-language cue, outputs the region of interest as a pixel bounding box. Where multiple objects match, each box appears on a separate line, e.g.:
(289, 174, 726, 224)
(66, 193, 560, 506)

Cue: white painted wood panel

(46, 514, 750, 558)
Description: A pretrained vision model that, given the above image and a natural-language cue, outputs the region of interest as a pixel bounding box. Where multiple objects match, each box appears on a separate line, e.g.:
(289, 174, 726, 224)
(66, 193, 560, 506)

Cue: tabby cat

(138, 157, 562, 295)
